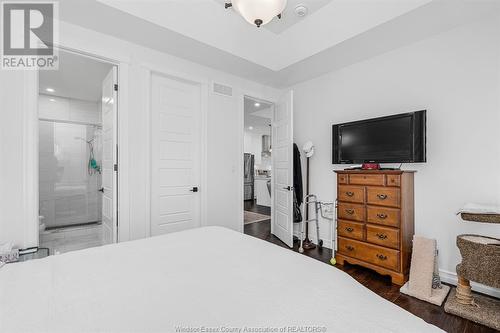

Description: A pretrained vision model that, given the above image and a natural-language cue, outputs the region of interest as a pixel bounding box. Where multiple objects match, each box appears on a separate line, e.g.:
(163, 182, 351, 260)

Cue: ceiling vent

(213, 82, 233, 97)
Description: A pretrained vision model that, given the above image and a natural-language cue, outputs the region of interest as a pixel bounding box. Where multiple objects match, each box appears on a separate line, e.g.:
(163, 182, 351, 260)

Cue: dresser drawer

(338, 203, 365, 222)
(366, 187, 400, 207)
(367, 206, 400, 227)
(366, 224, 399, 249)
(338, 185, 365, 204)
(349, 174, 385, 186)
(338, 220, 364, 241)
(386, 174, 401, 187)
(338, 174, 348, 184)
(338, 237, 400, 271)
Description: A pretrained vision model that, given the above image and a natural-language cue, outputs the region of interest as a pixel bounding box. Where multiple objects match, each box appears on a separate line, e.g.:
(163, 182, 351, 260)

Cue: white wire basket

(319, 201, 334, 220)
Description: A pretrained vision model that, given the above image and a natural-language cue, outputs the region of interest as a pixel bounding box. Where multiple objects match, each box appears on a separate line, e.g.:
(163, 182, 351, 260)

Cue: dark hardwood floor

(244, 199, 271, 216)
(244, 220, 497, 333)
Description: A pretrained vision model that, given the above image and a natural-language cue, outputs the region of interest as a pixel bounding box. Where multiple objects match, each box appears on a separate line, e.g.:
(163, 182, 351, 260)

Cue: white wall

(0, 20, 279, 248)
(0, 71, 38, 249)
(293, 16, 500, 293)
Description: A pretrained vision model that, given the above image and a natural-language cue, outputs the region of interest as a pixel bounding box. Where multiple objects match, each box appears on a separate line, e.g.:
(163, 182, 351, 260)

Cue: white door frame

(238, 93, 277, 234)
(141, 65, 209, 237)
(33, 44, 126, 245)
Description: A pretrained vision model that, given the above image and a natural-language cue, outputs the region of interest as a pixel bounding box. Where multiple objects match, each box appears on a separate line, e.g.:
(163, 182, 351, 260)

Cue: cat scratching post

(400, 236, 450, 306)
(456, 276, 474, 305)
(444, 208, 500, 331)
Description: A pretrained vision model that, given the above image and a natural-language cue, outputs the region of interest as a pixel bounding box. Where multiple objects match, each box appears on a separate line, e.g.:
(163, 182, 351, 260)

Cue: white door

(271, 90, 294, 247)
(151, 74, 201, 236)
(101, 67, 118, 244)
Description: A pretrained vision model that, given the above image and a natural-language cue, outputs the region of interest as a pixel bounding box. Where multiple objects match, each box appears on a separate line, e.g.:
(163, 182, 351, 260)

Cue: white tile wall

(39, 94, 101, 125)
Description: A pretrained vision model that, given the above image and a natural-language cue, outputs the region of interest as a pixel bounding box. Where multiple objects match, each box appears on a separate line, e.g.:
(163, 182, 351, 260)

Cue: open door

(271, 90, 294, 247)
(101, 67, 118, 244)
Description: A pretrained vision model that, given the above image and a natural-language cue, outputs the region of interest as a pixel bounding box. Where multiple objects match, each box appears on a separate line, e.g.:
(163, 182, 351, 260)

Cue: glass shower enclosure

(39, 120, 102, 229)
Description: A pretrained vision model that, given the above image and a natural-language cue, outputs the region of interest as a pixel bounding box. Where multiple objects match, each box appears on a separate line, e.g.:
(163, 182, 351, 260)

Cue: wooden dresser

(334, 170, 415, 285)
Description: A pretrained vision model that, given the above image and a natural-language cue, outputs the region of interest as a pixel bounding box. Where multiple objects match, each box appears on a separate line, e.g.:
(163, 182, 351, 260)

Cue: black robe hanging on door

(293, 143, 303, 222)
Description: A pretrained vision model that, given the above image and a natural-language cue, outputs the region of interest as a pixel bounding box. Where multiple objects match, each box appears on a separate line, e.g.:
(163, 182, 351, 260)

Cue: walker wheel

(330, 258, 336, 265)
(299, 247, 304, 254)
(318, 240, 323, 248)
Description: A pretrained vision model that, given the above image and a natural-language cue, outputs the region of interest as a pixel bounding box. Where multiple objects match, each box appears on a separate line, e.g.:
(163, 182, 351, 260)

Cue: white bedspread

(0, 227, 442, 333)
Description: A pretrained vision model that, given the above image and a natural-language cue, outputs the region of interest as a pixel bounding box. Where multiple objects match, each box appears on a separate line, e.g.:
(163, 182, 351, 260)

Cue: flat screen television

(332, 110, 426, 164)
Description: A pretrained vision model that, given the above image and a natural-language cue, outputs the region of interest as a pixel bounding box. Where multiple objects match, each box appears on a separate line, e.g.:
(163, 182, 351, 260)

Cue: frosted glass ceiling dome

(231, 0, 288, 27)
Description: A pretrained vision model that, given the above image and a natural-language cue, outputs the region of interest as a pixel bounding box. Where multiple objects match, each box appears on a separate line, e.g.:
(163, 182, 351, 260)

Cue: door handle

(190, 187, 199, 193)
(98, 187, 104, 193)
(283, 186, 293, 191)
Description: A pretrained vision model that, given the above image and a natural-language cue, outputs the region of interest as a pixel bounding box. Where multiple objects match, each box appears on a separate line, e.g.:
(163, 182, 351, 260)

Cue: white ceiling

(39, 50, 113, 102)
(97, 0, 432, 71)
(57, 0, 500, 87)
(213, 0, 332, 35)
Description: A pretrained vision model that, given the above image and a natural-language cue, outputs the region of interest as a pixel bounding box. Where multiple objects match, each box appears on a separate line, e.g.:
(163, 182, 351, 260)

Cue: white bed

(0, 227, 442, 332)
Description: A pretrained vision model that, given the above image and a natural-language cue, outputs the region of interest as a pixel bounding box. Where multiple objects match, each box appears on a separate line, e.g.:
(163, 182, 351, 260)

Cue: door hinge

(114, 164, 118, 172)
(114, 84, 118, 91)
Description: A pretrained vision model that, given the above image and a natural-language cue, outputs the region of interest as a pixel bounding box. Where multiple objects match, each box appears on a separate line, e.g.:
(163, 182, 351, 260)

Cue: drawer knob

(345, 245, 354, 251)
(346, 191, 354, 197)
(345, 209, 355, 215)
(376, 233, 388, 240)
(376, 254, 387, 260)
(377, 194, 388, 200)
(377, 213, 387, 219)
(345, 227, 354, 233)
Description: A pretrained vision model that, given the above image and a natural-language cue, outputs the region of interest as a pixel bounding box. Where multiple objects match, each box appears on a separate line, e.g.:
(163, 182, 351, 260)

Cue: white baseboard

(439, 269, 500, 298)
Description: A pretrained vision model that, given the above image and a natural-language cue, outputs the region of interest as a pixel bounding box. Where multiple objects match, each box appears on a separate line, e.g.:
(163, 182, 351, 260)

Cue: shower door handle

(98, 187, 104, 193)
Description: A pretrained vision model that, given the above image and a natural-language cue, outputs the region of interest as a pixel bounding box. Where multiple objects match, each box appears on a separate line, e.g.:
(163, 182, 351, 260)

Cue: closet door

(151, 74, 201, 236)
(271, 90, 294, 247)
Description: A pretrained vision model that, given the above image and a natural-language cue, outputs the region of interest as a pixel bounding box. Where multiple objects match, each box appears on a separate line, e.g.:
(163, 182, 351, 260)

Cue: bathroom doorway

(38, 49, 118, 255)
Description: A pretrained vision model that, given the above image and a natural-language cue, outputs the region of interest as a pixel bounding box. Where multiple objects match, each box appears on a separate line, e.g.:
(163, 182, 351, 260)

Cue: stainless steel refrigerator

(244, 153, 255, 201)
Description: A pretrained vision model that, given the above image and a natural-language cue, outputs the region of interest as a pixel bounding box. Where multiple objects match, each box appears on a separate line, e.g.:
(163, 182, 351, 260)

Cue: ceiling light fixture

(45, 87, 55, 93)
(254, 102, 261, 107)
(248, 126, 254, 130)
(225, 0, 287, 28)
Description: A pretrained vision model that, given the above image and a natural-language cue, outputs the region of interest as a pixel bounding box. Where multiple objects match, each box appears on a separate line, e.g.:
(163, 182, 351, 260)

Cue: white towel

(456, 203, 500, 215)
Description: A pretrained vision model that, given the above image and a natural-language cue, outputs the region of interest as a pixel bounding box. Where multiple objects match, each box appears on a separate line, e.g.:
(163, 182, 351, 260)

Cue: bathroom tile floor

(40, 223, 104, 255)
